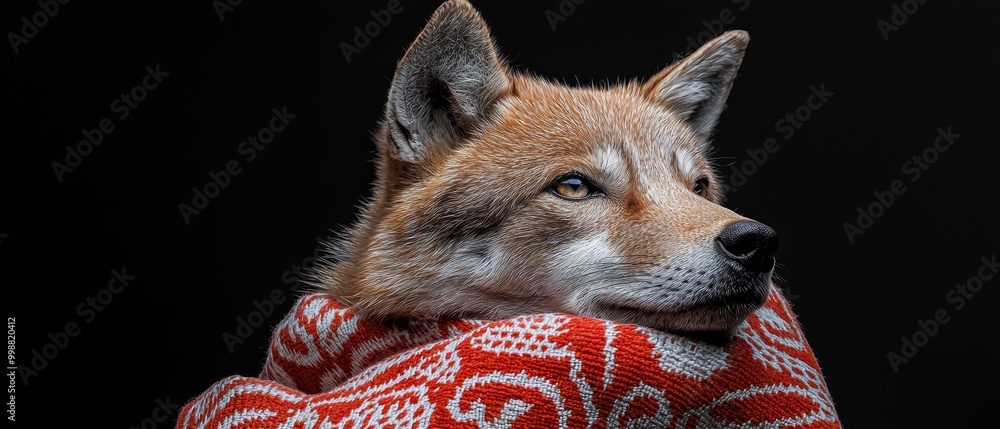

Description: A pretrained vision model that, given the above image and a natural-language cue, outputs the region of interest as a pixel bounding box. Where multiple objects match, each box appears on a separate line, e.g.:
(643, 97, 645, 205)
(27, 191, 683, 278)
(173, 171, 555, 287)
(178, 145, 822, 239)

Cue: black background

(3, 0, 998, 427)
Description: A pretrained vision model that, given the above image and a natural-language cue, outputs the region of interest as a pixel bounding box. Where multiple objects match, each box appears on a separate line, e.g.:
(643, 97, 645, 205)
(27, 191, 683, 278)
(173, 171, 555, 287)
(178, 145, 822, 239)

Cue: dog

(313, 0, 778, 334)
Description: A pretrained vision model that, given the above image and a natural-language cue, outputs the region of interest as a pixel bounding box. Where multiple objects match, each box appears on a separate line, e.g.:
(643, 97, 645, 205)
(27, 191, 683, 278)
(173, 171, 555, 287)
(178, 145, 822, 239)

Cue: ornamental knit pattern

(177, 285, 840, 428)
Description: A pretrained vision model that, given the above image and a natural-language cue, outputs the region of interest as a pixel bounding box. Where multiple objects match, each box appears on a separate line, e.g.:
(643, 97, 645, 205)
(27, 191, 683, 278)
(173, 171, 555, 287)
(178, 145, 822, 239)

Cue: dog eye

(693, 177, 709, 198)
(550, 174, 601, 200)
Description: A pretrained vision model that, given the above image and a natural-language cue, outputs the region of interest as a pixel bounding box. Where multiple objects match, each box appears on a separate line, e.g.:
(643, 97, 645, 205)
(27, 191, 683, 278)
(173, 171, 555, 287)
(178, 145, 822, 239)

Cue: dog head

(320, 0, 778, 334)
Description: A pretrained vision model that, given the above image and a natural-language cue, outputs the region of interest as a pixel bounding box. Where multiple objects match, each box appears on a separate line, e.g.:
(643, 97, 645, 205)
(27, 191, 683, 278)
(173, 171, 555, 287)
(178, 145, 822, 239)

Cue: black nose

(716, 220, 779, 272)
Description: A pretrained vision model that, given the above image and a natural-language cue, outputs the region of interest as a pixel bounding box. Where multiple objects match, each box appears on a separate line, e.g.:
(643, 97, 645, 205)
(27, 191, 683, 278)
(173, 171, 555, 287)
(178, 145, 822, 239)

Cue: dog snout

(715, 220, 779, 273)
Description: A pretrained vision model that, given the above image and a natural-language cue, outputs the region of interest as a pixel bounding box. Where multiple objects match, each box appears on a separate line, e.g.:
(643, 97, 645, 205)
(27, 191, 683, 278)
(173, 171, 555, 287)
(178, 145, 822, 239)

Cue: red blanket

(178, 285, 840, 428)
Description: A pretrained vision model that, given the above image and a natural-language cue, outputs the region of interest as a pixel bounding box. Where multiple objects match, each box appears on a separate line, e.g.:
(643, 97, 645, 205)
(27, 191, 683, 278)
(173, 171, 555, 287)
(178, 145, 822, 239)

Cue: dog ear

(383, 0, 510, 165)
(644, 30, 749, 141)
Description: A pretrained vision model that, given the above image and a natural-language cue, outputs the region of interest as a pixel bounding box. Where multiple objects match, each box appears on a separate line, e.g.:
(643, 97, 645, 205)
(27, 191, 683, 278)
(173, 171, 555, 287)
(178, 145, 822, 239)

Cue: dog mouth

(594, 288, 763, 314)
(590, 283, 769, 334)
(686, 288, 767, 311)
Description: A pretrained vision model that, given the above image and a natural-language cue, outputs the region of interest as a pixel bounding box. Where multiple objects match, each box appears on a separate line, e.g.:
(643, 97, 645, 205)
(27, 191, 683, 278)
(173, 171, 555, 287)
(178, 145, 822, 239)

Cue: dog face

(319, 0, 778, 334)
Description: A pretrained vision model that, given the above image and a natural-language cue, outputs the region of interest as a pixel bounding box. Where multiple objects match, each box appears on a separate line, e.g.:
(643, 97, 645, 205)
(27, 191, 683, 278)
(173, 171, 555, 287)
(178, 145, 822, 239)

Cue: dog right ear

(643, 30, 749, 143)
(382, 0, 510, 165)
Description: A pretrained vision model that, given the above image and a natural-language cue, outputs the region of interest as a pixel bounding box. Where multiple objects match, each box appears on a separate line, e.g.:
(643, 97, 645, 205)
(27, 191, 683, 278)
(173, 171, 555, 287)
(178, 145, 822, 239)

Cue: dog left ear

(644, 30, 749, 140)
(382, 0, 510, 166)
